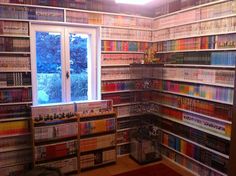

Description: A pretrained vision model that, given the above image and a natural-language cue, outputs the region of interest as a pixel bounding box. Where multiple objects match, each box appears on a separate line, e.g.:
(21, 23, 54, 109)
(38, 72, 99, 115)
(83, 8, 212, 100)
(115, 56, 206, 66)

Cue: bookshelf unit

(0, 19, 32, 176)
(75, 100, 117, 170)
(31, 103, 79, 175)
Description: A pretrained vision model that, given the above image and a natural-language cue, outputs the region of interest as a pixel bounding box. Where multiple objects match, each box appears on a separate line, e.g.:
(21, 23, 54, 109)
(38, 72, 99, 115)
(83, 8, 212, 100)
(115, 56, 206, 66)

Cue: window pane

(69, 33, 88, 101)
(36, 31, 62, 104)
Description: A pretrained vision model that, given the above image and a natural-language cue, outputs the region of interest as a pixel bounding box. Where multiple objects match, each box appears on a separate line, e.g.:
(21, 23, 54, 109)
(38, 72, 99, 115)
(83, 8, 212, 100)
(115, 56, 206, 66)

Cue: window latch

(66, 71, 70, 79)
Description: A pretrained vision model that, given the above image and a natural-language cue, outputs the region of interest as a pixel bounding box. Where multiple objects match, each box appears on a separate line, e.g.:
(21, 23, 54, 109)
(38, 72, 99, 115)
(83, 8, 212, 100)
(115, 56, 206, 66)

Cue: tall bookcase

(150, 1, 236, 175)
(0, 19, 32, 175)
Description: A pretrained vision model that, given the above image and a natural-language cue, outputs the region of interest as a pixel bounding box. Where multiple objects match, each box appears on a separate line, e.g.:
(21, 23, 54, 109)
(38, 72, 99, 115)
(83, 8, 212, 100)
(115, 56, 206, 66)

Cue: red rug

(113, 163, 182, 176)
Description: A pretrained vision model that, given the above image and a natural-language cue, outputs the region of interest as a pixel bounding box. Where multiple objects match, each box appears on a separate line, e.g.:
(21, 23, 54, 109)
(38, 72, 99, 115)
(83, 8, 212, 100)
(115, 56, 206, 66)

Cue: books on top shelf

(0, 5, 64, 21)
(0, 21, 28, 36)
(66, 11, 102, 25)
(75, 100, 113, 118)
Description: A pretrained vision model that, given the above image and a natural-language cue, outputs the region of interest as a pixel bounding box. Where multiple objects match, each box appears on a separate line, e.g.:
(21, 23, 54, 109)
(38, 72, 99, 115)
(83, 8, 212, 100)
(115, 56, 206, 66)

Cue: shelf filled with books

(76, 100, 117, 171)
(0, 19, 32, 176)
(31, 103, 79, 175)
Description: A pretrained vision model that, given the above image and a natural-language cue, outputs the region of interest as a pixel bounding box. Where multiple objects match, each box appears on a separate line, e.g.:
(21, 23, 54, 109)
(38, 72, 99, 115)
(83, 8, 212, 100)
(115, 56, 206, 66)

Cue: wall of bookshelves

(150, 1, 236, 175)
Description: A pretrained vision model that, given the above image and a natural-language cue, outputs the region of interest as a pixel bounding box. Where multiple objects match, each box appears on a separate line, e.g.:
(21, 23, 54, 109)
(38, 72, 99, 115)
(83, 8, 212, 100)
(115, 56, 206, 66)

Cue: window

(31, 25, 99, 105)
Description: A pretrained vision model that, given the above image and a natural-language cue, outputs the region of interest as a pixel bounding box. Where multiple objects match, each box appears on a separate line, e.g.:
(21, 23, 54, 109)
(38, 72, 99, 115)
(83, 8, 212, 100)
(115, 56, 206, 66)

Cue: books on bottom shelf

(80, 149, 116, 170)
(37, 157, 78, 174)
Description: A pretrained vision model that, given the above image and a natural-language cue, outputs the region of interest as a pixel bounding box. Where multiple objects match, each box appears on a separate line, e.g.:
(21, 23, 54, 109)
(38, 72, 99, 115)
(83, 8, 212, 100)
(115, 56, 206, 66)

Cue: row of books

(153, 1, 235, 30)
(0, 72, 31, 87)
(162, 133, 228, 173)
(102, 41, 150, 52)
(116, 105, 135, 117)
(154, 0, 216, 17)
(156, 36, 215, 52)
(0, 56, 30, 71)
(0, 120, 29, 135)
(37, 157, 78, 174)
(151, 80, 234, 103)
(161, 146, 224, 176)
(102, 28, 151, 41)
(0, 37, 30, 52)
(0, 104, 31, 120)
(102, 67, 131, 80)
(102, 80, 144, 92)
(0, 5, 64, 21)
(151, 103, 231, 137)
(161, 118, 230, 155)
(80, 134, 116, 153)
(34, 122, 78, 142)
(0, 88, 32, 103)
(80, 149, 116, 169)
(102, 93, 132, 105)
(0, 149, 32, 168)
(217, 33, 236, 49)
(0, 135, 31, 149)
(152, 91, 232, 121)
(35, 140, 78, 162)
(161, 67, 235, 86)
(153, 16, 236, 41)
(156, 52, 236, 66)
(0, 21, 28, 35)
(101, 53, 143, 65)
(80, 118, 116, 136)
(67, 11, 152, 28)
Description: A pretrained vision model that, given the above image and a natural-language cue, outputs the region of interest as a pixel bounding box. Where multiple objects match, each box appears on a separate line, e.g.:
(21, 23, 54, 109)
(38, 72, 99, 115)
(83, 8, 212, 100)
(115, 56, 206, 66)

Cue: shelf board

(0, 85, 32, 89)
(101, 64, 130, 67)
(117, 153, 130, 157)
(81, 160, 116, 171)
(117, 142, 131, 146)
(101, 25, 152, 31)
(151, 111, 231, 140)
(0, 51, 30, 54)
(164, 64, 235, 69)
(113, 102, 142, 107)
(35, 154, 78, 165)
(151, 101, 232, 124)
(156, 48, 236, 54)
(117, 113, 142, 119)
(78, 111, 116, 118)
(0, 145, 31, 153)
(102, 78, 134, 81)
(0, 117, 30, 122)
(101, 51, 144, 54)
(0, 161, 32, 169)
(0, 70, 31, 73)
(102, 38, 151, 42)
(0, 132, 31, 139)
(161, 144, 227, 176)
(80, 145, 116, 154)
(117, 127, 136, 132)
(0, 101, 32, 106)
(161, 128, 229, 159)
(102, 89, 143, 94)
(0, 34, 30, 38)
(151, 89, 233, 105)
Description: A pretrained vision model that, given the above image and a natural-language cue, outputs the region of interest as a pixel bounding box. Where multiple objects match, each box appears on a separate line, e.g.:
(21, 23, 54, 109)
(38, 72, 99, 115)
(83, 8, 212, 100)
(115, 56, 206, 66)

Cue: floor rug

(113, 163, 182, 176)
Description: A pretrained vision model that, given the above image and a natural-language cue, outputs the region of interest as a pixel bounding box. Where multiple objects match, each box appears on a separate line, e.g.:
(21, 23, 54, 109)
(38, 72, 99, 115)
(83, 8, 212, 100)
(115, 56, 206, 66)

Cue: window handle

(66, 71, 70, 79)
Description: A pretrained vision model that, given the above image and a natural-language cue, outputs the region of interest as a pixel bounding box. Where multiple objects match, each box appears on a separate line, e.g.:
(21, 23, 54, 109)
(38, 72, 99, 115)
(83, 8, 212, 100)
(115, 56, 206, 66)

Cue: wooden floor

(80, 155, 195, 176)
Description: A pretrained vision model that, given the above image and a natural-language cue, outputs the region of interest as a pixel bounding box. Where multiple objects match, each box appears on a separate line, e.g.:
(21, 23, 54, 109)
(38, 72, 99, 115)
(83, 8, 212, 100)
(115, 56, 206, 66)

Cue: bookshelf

(0, 19, 32, 176)
(31, 103, 79, 175)
(75, 100, 117, 171)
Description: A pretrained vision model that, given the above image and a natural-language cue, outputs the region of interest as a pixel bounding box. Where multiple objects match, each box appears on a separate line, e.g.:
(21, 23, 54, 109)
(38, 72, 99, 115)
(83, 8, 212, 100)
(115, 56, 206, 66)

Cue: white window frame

(31, 24, 99, 105)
